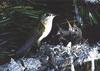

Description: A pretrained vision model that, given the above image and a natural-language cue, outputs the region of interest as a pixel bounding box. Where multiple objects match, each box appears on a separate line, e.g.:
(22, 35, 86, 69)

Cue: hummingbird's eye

(75, 29, 77, 32)
(45, 13, 50, 16)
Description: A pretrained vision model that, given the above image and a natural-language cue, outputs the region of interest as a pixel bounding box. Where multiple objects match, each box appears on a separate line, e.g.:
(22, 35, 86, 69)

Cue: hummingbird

(0, 13, 56, 64)
(16, 13, 56, 57)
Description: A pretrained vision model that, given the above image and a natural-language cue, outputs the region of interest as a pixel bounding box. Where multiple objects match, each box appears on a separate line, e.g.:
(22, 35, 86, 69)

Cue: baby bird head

(67, 20, 82, 44)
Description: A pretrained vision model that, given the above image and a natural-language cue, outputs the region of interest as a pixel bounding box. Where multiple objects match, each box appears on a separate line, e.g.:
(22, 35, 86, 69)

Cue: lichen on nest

(0, 41, 100, 71)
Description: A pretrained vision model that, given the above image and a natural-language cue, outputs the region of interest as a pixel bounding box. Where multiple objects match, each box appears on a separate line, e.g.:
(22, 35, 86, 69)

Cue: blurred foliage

(76, 0, 100, 26)
(0, 0, 47, 61)
(0, 0, 46, 24)
(0, 0, 46, 37)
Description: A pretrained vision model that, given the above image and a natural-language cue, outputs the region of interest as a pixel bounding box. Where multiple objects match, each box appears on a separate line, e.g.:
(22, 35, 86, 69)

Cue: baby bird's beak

(66, 19, 73, 31)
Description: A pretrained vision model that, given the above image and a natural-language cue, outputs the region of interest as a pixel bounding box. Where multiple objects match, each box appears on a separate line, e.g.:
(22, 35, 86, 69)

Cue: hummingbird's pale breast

(37, 13, 56, 46)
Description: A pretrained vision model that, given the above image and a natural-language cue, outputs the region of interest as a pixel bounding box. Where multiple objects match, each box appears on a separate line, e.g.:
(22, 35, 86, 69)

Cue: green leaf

(11, 6, 44, 19)
(89, 12, 97, 24)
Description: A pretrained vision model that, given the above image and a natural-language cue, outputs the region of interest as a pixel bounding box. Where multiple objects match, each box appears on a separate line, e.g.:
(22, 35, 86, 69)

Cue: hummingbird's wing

(16, 22, 45, 57)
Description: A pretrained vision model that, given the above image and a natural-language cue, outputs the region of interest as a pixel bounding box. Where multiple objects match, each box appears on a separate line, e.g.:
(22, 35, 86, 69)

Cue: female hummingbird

(16, 13, 56, 56)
